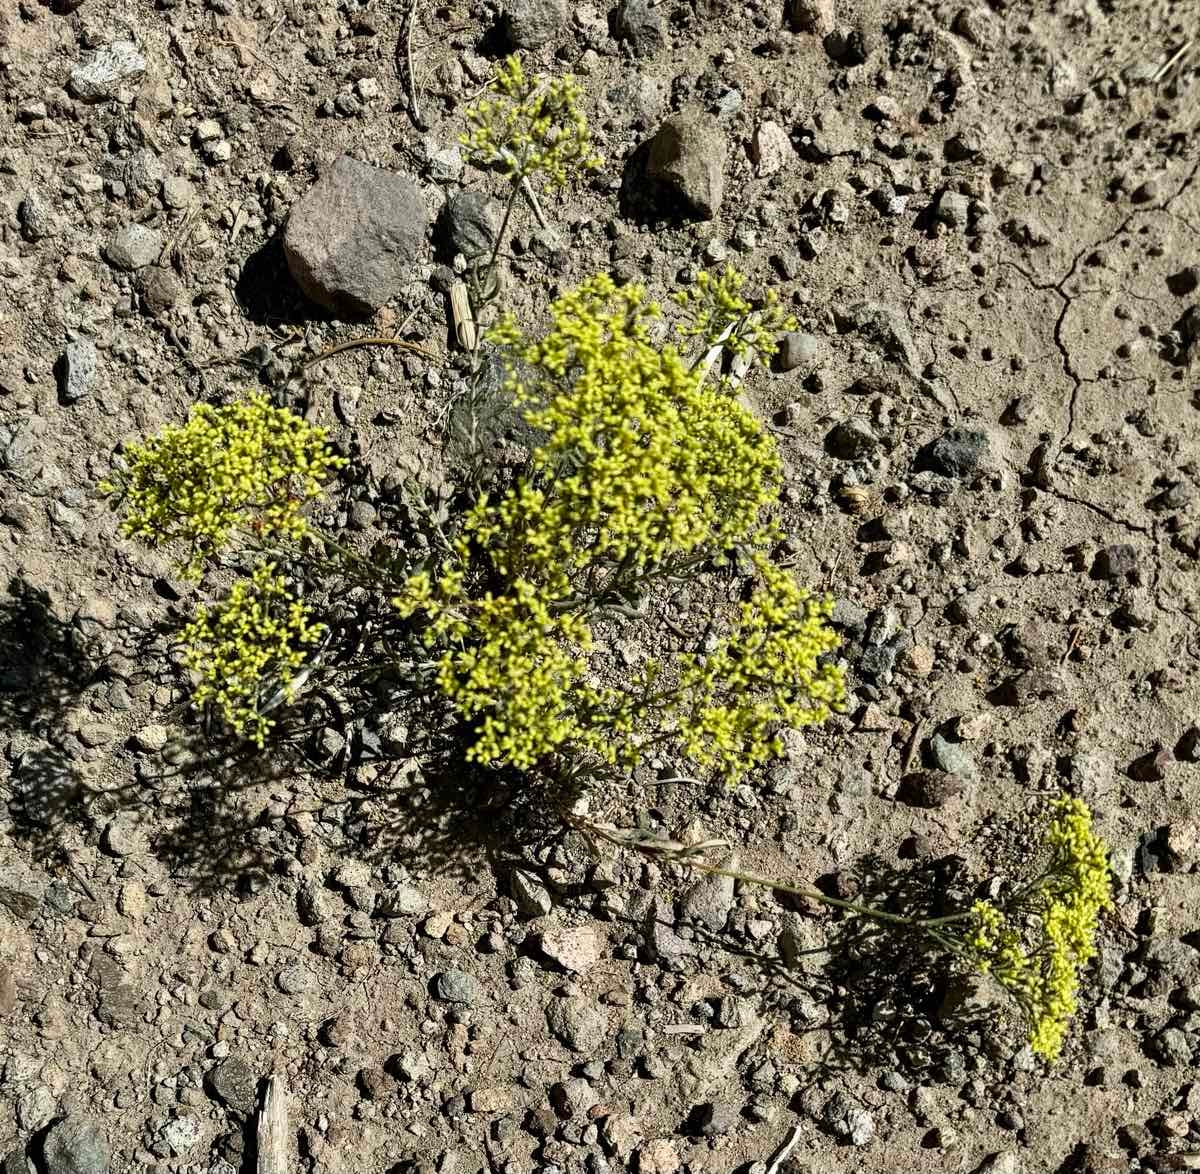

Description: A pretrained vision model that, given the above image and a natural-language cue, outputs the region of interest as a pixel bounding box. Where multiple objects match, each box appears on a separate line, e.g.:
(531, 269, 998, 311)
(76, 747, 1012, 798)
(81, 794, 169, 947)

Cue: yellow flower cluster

(461, 54, 602, 187)
(103, 392, 343, 579)
(672, 267, 797, 360)
(965, 797, 1113, 1061)
(672, 557, 845, 784)
(488, 273, 783, 573)
(398, 271, 844, 781)
(182, 562, 324, 747)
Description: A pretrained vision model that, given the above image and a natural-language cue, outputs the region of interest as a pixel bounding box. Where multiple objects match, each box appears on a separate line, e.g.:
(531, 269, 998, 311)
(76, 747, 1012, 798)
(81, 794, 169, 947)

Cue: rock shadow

(235, 234, 333, 328)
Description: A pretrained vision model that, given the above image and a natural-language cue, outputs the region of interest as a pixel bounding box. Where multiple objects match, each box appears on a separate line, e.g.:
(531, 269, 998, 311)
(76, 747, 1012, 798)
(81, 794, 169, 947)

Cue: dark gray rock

(822, 1093, 874, 1145)
(612, 0, 666, 56)
(646, 895, 694, 965)
(499, 0, 569, 48)
(104, 224, 162, 272)
(58, 339, 97, 403)
(823, 25, 869, 65)
(432, 969, 480, 1005)
(140, 267, 185, 314)
(439, 191, 496, 261)
(42, 1116, 110, 1174)
(825, 418, 879, 460)
(283, 155, 429, 315)
(917, 428, 989, 478)
(205, 1057, 258, 1119)
(898, 770, 965, 808)
(1091, 543, 1138, 581)
(68, 41, 146, 103)
(857, 634, 907, 683)
(1167, 266, 1200, 297)
(119, 149, 166, 197)
(1153, 1026, 1193, 1066)
(644, 113, 727, 221)
(510, 869, 553, 918)
(18, 191, 52, 242)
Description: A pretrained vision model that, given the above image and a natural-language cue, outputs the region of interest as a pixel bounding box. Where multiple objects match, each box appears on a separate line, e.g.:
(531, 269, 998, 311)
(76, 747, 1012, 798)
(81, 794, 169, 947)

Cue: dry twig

(302, 336, 438, 370)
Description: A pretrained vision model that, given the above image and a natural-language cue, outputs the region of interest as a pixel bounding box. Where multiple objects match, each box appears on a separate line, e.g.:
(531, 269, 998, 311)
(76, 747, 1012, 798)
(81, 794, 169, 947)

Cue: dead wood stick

(257, 1075, 289, 1174)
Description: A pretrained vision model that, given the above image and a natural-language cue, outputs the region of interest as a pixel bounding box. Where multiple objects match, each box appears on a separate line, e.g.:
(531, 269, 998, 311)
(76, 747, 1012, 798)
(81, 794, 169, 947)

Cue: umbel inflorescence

(182, 561, 325, 747)
(461, 54, 602, 189)
(101, 391, 344, 580)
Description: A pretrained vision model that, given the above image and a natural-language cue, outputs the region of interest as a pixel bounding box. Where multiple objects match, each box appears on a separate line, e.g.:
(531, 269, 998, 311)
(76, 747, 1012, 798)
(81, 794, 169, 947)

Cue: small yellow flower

(963, 797, 1113, 1061)
(182, 562, 324, 746)
(103, 392, 344, 579)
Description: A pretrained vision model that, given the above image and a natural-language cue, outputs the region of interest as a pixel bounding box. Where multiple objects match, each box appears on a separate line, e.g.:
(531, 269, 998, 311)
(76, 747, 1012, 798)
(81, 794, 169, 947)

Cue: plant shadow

(606, 845, 1018, 1090)
(0, 576, 168, 871)
(1, 569, 581, 896)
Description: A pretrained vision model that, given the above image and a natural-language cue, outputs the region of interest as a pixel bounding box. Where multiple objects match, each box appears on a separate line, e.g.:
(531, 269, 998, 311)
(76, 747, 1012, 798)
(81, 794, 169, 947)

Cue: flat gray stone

(105, 224, 162, 271)
(59, 338, 97, 403)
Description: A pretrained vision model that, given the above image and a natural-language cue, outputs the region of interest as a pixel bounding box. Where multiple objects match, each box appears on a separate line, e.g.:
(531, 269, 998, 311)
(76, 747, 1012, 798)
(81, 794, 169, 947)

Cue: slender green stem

(485, 180, 523, 301)
(305, 528, 395, 589)
(694, 864, 977, 930)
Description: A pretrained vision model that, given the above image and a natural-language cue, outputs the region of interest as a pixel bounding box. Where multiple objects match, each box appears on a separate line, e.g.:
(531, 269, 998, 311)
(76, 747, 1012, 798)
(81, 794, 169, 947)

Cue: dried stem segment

(257, 1075, 289, 1174)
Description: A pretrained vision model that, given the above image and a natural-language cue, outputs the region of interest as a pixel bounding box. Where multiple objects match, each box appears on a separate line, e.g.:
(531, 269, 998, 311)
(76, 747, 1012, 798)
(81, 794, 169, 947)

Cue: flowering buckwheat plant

(461, 55, 602, 188)
(182, 561, 325, 747)
(397, 271, 845, 783)
(102, 392, 344, 580)
(965, 796, 1113, 1060)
